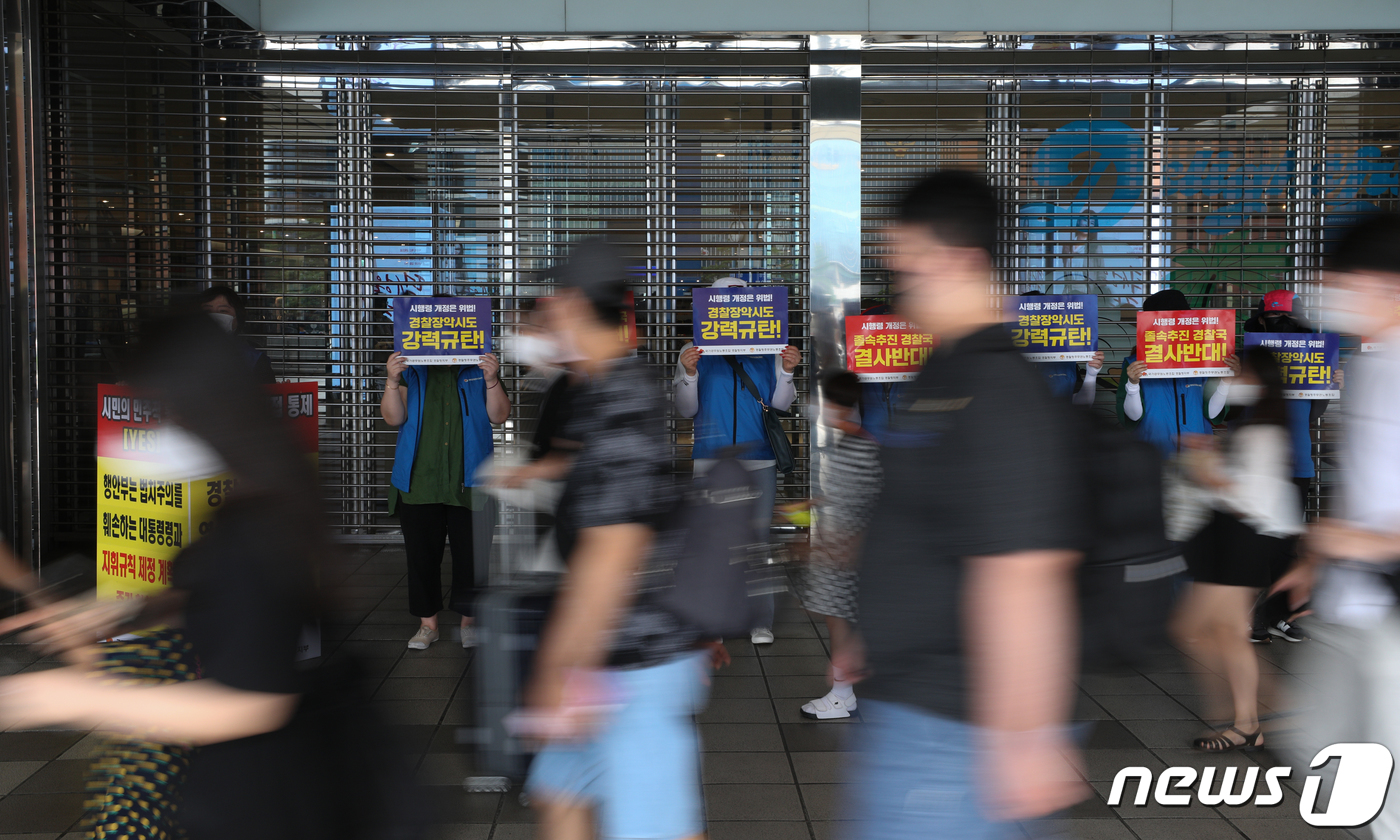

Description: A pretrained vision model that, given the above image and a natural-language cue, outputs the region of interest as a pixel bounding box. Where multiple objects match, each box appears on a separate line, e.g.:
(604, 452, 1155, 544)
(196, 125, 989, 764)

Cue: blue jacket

(390, 365, 494, 492)
(1120, 353, 1213, 458)
(692, 354, 777, 460)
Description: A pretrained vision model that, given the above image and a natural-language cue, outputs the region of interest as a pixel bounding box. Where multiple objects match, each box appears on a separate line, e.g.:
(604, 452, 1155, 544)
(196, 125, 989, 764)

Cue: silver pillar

(6, 0, 42, 567)
(808, 34, 862, 456)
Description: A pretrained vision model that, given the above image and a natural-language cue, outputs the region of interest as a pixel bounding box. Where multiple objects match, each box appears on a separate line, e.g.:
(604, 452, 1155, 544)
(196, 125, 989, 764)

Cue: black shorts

(1185, 509, 1294, 589)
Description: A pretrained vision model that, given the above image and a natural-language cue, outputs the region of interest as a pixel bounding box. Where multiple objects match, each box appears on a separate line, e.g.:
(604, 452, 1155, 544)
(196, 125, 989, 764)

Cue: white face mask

(1321, 286, 1388, 336)
(149, 425, 228, 481)
(1228, 383, 1264, 406)
(208, 312, 236, 333)
(508, 334, 561, 370)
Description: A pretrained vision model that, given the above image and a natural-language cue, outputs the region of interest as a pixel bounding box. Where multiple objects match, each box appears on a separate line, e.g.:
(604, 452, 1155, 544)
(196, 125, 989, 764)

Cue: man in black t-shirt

(842, 172, 1090, 839)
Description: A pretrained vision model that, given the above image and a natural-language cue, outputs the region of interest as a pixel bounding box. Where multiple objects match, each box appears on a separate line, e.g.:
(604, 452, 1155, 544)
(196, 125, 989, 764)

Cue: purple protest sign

(692, 286, 788, 355)
(393, 297, 492, 364)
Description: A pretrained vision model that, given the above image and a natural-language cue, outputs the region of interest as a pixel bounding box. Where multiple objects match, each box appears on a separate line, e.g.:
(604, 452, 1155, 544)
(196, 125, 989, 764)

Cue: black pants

(1253, 476, 1313, 630)
(398, 502, 476, 619)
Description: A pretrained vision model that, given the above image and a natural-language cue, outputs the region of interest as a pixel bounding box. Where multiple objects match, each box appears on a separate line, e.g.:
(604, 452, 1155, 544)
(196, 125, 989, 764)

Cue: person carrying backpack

(515, 240, 710, 840)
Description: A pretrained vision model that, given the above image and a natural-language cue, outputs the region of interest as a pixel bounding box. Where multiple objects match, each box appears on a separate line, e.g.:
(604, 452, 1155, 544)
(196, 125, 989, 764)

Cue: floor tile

(702, 752, 794, 785)
(799, 783, 848, 821)
(0, 762, 46, 795)
(415, 752, 475, 786)
(810, 821, 856, 840)
(0, 732, 84, 761)
(1094, 694, 1198, 721)
(1079, 673, 1169, 695)
(706, 821, 810, 840)
(1082, 749, 1168, 782)
(1090, 780, 1226, 819)
(708, 676, 771, 699)
(393, 657, 473, 678)
(702, 783, 804, 821)
(780, 723, 853, 752)
(420, 788, 502, 824)
(376, 677, 461, 701)
(766, 675, 833, 699)
(1121, 719, 1219, 750)
(790, 751, 846, 784)
(1122, 818, 1246, 839)
(756, 638, 830, 658)
(760, 656, 833, 677)
(372, 699, 449, 725)
(420, 825, 491, 840)
(1082, 721, 1147, 750)
(698, 699, 779, 724)
(1028, 819, 1138, 839)
(12, 761, 88, 795)
(699, 723, 786, 752)
(0, 792, 87, 833)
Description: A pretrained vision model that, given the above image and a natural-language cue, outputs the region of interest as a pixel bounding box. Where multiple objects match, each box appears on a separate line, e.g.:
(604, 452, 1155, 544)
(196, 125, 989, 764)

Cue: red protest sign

(619, 290, 638, 350)
(1136, 309, 1235, 378)
(845, 315, 938, 382)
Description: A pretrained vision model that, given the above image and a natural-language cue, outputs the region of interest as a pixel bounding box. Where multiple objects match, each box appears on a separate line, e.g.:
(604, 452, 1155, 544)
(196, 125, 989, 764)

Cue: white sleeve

(1072, 366, 1098, 406)
(673, 342, 699, 418)
(1207, 379, 1230, 420)
(770, 354, 797, 412)
(1124, 380, 1143, 421)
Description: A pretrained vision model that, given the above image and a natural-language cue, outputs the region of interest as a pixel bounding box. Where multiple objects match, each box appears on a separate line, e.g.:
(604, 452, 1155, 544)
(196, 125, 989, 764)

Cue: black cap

(542, 238, 629, 314)
(1143, 289, 1190, 312)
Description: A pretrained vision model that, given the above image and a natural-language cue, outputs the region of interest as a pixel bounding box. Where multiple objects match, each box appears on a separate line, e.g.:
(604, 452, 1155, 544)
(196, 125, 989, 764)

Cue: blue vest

(692, 353, 777, 460)
(390, 365, 494, 492)
(1286, 398, 1315, 479)
(1125, 354, 1211, 458)
(1037, 361, 1078, 400)
(859, 381, 905, 445)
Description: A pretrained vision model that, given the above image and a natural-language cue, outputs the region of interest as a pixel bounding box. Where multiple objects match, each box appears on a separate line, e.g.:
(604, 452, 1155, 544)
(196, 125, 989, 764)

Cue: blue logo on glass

(1032, 120, 1146, 227)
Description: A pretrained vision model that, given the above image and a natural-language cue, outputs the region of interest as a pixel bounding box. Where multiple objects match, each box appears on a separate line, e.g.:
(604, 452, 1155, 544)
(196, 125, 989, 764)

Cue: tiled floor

(0, 545, 1375, 839)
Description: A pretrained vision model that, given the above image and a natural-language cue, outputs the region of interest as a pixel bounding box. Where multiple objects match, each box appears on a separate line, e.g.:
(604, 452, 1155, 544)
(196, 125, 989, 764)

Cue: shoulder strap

(724, 356, 768, 409)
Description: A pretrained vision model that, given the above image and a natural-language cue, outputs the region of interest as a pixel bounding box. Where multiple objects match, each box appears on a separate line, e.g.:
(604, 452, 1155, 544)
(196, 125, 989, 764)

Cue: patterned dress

(795, 431, 883, 622)
(84, 629, 200, 840)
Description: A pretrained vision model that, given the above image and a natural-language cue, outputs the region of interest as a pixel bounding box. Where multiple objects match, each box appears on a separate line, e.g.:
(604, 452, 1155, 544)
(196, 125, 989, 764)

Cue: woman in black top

(0, 313, 414, 840)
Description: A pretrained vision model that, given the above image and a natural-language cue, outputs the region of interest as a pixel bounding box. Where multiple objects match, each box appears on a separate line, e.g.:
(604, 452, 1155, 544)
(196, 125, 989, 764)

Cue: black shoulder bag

(723, 356, 796, 477)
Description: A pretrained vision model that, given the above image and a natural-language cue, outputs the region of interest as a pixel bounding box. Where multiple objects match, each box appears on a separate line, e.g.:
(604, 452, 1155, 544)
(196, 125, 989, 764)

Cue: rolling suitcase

(462, 492, 561, 793)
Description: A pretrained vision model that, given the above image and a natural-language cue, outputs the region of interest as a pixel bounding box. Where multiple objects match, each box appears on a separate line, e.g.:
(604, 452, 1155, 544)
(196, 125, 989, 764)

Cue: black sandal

(1192, 725, 1262, 753)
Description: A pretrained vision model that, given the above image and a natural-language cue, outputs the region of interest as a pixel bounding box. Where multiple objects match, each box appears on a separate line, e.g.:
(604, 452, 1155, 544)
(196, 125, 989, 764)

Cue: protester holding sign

(382, 299, 510, 651)
(1015, 291, 1103, 404)
(1117, 289, 1239, 458)
(675, 277, 799, 646)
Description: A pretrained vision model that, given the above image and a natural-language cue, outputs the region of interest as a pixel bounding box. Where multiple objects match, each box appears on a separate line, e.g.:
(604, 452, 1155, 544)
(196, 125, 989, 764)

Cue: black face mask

(1261, 312, 1307, 333)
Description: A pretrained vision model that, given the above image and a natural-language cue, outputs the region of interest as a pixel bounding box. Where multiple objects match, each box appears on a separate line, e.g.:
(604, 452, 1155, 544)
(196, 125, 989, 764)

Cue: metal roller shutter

(863, 34, 1400, 519)
(39, 3, 809, 547)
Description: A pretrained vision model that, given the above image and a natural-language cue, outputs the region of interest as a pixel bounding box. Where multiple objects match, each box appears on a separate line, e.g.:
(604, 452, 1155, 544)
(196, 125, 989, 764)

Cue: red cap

(1262, 289, 1294, 312)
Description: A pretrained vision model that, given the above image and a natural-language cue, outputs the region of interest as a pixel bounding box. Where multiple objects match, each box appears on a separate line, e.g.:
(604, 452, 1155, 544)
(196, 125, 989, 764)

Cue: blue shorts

(525, 651, 710, 840)
(847, 699, 1022, 840)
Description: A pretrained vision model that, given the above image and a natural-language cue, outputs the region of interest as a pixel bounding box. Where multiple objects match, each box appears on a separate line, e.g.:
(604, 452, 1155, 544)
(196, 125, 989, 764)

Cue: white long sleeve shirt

(1123, 377, 1230, 422)
(673, 341, 796, 473)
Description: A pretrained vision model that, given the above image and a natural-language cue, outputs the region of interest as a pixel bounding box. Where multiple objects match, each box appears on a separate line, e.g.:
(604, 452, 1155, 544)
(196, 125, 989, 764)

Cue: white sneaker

(459, 625, 477, 649)
(801, 690, 856, 720)
(407, 626, 439, 650)
(750, 627, 775, 645)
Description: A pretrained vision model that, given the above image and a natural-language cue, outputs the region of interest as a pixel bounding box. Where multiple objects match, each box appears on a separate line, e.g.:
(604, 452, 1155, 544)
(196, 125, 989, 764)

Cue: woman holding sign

(382, 347, 510, 650)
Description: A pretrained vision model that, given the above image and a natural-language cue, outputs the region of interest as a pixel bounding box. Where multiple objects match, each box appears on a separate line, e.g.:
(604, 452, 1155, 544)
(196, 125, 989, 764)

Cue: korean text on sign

(393, 297, 492, 364)
(1243, 332, 1341, 400)
(693, 286, 788, 355)
(1008, 294, 1098, 362)
(1136, 309, 1236, 379)
(844, 315, 938, 382)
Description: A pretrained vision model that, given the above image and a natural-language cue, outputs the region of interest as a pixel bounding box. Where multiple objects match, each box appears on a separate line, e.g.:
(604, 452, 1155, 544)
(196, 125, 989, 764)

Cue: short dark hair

(821, 370, 861, 409)
(897, 170, 999, 257)
(1238, 345, 1289, 429)
(198, 284, 247, 327)
(1329, 212, 1400, 275)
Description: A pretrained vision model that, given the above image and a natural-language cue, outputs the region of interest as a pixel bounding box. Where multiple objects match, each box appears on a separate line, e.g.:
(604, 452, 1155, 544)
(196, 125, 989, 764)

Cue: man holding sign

(383, 296, 510, 651)
(1118, 289, 1239, 458)
(675, 277, 799, 646)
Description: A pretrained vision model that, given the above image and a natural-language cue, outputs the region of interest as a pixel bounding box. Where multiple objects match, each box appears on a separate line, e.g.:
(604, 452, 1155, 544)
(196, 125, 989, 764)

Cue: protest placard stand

(1243, 333, 1342, 399)
(96, 382, 322, 659)
(393, 296, 493, 363)
(844, 315, 937, 382)
(1008, 294, 1099, 362)
(692, 286, 789, 355)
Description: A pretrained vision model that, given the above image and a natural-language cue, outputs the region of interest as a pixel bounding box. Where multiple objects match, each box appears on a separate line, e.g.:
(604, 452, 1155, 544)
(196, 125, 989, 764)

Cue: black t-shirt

(857, 324, 1088, 720)
(555, 356, 697, 667)
(530, 371, 576, 461)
